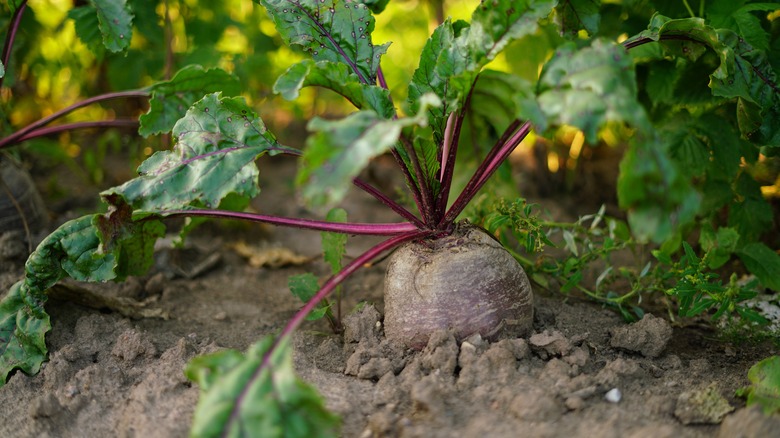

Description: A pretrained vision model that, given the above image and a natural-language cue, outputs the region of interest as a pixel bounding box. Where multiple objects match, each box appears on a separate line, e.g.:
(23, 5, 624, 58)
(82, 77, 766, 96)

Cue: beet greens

(2, 0, 780, 435)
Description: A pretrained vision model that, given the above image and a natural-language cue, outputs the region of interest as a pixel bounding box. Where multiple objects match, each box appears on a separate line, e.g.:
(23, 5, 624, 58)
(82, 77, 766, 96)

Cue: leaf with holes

(89, 0, 133, 52)
(108, 93, 298, 212)
(139, 65, 242, 137)
(256, 0, 389, 84)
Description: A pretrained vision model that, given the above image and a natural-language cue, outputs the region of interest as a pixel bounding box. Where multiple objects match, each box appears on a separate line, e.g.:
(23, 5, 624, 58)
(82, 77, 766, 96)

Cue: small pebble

(213, 311, 228, 321)
(605, 388, 622, 403)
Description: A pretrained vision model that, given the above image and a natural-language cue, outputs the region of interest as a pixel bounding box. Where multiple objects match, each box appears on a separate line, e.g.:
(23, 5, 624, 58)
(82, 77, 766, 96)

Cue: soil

(1, 156, 778, 438)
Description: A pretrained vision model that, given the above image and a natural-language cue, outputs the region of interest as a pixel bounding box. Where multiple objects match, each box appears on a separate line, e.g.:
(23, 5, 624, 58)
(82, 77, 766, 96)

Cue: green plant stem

(682, 0, 696, 18)
(0, 90, 149, 149)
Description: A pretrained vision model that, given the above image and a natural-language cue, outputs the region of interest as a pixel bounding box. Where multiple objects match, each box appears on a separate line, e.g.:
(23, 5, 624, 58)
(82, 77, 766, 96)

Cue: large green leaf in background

(630, 15, 780, 147)
(0, 212, 165, 386)
(256, 0, 389, 84)
(617, 137, 700, 244)
(109, 93, 297, 212)
(274, 60, 394, 118)
(68, 0, 133, 52)
(408, 0, 556, 142)
(554, 0, 601, 37)
(297, 94, 440, 207)
(535, 39, 652, 142)
(186, 336, 339, 438)
(139, 66, 242, 137)
(739, 355, 780, 414)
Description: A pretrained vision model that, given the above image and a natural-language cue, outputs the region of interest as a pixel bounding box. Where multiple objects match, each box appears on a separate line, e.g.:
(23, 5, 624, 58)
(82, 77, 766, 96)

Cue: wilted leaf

(139, 66, 242, 137)
(256, 0, 389, 84)
(0, 282, 50, 385)
(231, 241, 311, 268)
(186, 336, 339, 437)
(274, 60, 394, 118)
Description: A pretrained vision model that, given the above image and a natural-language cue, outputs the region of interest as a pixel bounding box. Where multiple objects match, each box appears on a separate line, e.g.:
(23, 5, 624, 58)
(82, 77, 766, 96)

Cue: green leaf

(737, 243, 780, 292)
(630, 15, 780, 146)
(739, 356, 780, 414)
(554, 0, 601, 37)
(91, 0, 133, 52)
(273, 60, 394, 118)
(359, 0, 389, 14)
(0, 282, 50, 385)
(255, 0, 389, 84)
(297, 95, 440, 207)
(186, 336, 339, 437)
(708, 1, 779, 52)
(139, 66, 242, 137)
(0, 60, 4, 78)
(322, 208, 347, 274)
(288, 273, 330, 321)
(617, 137, 700, 243)
(1, 210, 165, 386)
(408, 0, 556, 141)
(537, 39, 651, 142)
(699, 225, 739, 269)
(728, 173, 773, 242)
(68, 6, 104, 52)
(109, 93, 296, 212)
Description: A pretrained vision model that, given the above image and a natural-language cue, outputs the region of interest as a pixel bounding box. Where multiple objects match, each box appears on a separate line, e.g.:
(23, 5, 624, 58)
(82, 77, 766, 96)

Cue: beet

(383, 223, 534, 349)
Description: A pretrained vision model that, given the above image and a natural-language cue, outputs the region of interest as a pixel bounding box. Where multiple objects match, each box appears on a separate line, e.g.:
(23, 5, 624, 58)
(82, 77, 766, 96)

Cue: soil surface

(1, 156, 778, 437)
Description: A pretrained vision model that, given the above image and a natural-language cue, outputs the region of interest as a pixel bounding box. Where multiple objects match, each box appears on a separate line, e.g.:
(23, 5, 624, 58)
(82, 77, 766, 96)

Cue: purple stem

(352, 178, 424, 227)
(223, 229, 431, 437)
(160, 208, 419, 235)
(390, 147, 427, 223)
(0, 90, 150, 149)
(0, 0, 27, 90)
(400, 135, 434, 224)
(16, 119, 139, 142)
(441, 121, 532, 225)
(434, 81, 476, 222)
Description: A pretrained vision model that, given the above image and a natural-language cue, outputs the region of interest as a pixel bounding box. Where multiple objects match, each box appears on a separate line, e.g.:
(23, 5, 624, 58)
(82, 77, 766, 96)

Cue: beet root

(383, 223, 533, 349)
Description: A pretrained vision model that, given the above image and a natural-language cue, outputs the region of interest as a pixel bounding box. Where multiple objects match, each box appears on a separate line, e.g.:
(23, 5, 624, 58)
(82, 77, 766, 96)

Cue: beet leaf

(256, 0, 389, 84)
(186, 336, 339, 438)
(139, 66, 242, 137)
(297, 94, 440, 207)
(108, 93, 296, 212)
(274, 59, 394, 118)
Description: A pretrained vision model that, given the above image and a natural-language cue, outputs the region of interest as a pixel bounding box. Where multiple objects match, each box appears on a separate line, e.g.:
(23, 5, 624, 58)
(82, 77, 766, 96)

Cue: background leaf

(256, 0, 389, 84)
(737, 243, 780, 292)
(555, 0, 601, 37)
(536, 39, 651, 142)
(91, 0, 133, 52)
(139, 66, 242, 137)
(186, 336, 339, 437)
(739, 355, 780, 414)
